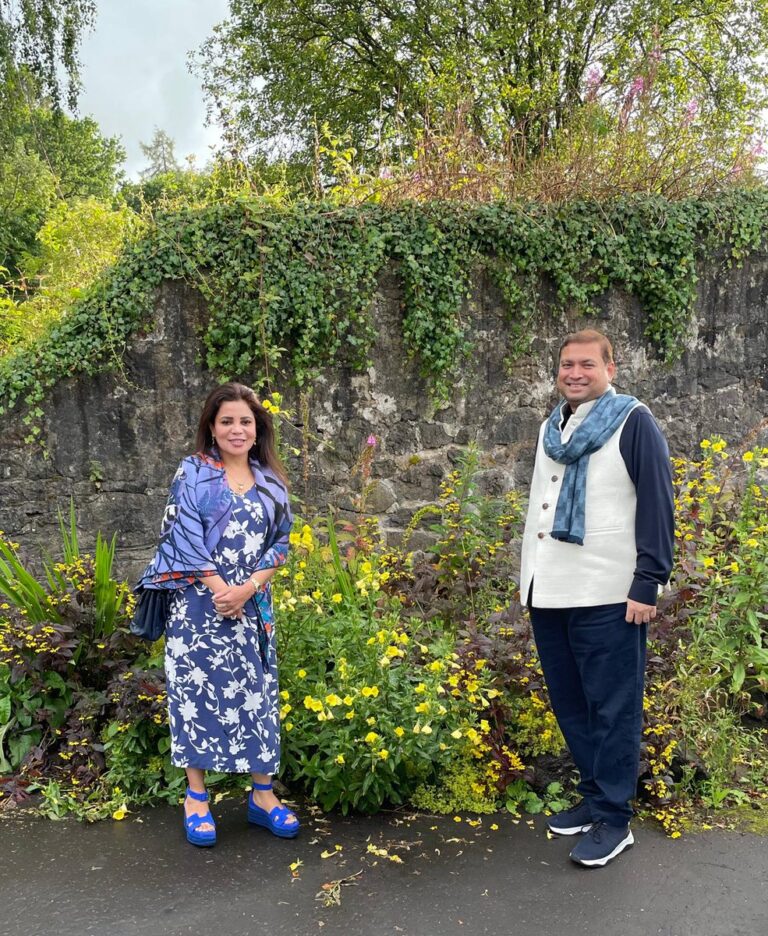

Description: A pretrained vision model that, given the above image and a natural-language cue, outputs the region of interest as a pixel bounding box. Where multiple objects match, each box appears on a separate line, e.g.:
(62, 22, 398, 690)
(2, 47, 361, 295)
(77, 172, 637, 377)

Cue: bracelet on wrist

(249, 574, 263, 594)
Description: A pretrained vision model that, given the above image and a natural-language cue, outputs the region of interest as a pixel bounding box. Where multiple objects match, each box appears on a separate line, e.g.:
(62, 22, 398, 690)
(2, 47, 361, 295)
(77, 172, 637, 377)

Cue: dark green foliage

(3, 191, 768, 422)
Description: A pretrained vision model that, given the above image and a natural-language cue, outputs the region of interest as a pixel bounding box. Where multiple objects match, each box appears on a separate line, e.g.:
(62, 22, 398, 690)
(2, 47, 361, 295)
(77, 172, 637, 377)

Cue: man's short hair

(558, 329, 614, 364)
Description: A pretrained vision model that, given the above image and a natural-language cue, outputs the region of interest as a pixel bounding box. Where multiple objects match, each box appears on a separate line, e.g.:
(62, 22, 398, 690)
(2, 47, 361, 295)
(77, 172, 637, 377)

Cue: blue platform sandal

(184, 787, 217, 847)
(247, 781, 300, 838)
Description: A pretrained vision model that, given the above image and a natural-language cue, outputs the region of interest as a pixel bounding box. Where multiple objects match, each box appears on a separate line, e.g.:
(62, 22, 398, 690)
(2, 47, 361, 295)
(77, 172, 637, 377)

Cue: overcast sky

(77, 0, 230, 179)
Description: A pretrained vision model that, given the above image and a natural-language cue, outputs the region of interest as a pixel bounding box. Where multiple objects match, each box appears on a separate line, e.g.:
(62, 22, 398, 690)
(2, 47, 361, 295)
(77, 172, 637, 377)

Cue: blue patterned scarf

(138, 451, 292, 589)
(543, 388, 638, 545)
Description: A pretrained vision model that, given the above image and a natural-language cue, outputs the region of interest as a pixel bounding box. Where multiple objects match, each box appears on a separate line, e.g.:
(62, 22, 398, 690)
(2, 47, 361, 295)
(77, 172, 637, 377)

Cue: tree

(7, 196, 142, 345)
(199, 1, 768, 161)
(0, 102, 125, 277)
(16, 107, 125, 199)
(139, 129, 181, 179)
(0, 0, 96, 110)
(0, 141, 57, 275)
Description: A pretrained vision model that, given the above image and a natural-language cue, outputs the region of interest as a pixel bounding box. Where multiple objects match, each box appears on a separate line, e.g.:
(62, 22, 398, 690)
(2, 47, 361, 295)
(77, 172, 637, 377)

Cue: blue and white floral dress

(165, 487, 284, 773)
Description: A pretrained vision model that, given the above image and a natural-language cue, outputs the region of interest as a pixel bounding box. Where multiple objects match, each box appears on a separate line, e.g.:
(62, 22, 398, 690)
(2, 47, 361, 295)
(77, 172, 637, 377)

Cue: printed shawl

(543, 388, 639, 545)
(138, 452, 293, 590)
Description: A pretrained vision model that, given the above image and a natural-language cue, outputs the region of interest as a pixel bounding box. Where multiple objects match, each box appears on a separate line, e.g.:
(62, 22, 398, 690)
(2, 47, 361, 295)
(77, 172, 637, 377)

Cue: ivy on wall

(2, 189, 768, 427)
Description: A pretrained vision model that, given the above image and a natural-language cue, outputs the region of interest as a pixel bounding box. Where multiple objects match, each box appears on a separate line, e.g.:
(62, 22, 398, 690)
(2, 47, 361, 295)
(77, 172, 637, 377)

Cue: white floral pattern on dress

(165, 489, 281, 773)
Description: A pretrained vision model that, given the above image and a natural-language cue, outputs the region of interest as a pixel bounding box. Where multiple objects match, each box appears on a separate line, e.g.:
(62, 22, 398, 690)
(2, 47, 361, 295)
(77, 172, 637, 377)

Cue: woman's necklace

(225, 467, 253, 494)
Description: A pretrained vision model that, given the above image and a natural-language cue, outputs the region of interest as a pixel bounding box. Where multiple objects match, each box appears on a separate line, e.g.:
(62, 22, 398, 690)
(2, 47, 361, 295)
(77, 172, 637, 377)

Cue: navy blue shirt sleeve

(619, 407, 675, 605)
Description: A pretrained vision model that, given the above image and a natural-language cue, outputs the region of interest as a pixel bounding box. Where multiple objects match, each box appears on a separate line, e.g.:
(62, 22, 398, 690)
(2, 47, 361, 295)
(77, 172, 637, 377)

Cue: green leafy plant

(4, 193, 768, 434)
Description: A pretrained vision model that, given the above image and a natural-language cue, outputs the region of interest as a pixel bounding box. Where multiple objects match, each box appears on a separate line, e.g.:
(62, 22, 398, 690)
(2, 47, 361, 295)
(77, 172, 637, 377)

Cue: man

(519, 329, 674, 867)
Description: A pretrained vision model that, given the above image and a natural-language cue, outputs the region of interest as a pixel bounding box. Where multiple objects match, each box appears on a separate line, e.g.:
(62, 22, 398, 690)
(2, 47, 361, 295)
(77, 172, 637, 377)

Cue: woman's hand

(212, 582, 253, 619)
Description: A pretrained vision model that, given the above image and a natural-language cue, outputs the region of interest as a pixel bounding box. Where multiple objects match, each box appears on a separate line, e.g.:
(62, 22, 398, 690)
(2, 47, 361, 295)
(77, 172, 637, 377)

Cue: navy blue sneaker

(547, 799, 594, 835)
(569, 820, 634, 867)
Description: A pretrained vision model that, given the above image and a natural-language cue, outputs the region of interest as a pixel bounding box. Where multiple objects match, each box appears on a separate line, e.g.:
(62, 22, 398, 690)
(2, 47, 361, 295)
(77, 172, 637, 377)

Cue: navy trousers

(530, 603, 647, 826)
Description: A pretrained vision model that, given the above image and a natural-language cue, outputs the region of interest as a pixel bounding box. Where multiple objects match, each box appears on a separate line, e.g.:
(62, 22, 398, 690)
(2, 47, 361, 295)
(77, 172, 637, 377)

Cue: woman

(138, 382, 299, 847)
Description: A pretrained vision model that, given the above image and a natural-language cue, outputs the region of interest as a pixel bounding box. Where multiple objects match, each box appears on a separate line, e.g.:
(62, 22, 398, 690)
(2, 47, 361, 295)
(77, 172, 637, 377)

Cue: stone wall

(2, 252, 767, 581)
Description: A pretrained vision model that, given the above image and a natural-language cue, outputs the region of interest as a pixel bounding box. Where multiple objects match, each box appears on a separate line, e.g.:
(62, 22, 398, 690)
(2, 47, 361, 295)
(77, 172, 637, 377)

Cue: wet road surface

(1, 800, 766, 936)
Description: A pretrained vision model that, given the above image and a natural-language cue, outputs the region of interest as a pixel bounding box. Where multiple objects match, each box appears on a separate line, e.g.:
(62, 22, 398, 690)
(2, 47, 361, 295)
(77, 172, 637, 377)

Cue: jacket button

(542, 503, 549, 510)
(551, 475, 559, 482)
(537, 532, 546, 539)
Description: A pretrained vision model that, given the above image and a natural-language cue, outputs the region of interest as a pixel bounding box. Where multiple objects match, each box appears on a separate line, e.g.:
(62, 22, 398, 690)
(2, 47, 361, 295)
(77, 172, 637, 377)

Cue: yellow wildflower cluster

(260, 392, 286, 417)
(288, 524, 315, 552)
(640, 681, 689, 837)
(0, 618, 60, 665)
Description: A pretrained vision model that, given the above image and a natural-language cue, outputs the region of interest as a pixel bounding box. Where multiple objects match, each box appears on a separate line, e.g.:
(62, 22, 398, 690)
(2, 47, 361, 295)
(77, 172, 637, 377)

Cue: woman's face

(211, 400, 257, 459)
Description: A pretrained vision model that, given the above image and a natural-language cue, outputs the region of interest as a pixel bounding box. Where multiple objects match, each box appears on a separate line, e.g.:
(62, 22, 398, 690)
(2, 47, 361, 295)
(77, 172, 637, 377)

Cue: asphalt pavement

(1, 799, 766, 936)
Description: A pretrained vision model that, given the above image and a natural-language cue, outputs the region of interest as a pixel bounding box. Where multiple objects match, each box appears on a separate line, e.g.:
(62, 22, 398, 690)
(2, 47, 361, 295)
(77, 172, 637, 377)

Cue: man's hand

(625, 599, 656, 625)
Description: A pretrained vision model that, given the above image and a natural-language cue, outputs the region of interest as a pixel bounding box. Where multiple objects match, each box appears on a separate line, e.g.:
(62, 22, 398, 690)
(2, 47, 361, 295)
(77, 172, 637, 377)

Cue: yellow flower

(450, 729, 463, 739)
(112, 805, 128, 821)
(335, 754, 345, 765)
(702, 556, 715, 568)
(364, 731, 380, 745)
(361, 685, 379, 698)
(378, 749, 389, 760)
(345, 710, 355, 719)
(421, 724, 433, 735)
(325, 693, 342, 706)
(415, 701, 430, 714)
(331, 593, 343, 603)
(730, 561, 740, 573)
(297, 669, 307, 679)
(414, 683, 427, 694)
(743, 451, 755, 463)
(280, 690, 290, 700)
(343, 695, 354, 706)
(394, 726, 405, 738)
(699, 439, 712, 449)
(366, 716, 376, 726)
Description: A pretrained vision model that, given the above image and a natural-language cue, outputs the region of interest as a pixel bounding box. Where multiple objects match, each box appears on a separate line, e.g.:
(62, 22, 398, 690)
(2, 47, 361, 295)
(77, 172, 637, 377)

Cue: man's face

(557, 341, 615, 406)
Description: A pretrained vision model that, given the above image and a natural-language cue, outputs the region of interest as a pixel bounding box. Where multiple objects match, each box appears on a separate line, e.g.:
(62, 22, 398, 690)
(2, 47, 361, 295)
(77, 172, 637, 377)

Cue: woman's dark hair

(195, 382, 288, 485)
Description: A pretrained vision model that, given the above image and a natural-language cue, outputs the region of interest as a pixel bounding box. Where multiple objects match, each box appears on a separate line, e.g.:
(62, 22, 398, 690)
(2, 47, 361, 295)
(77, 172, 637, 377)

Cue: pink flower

(750, 139, 766, 158)
(585, 66, 603, 91)
(366, 435, 377, 447)
(683, 99, 699, 125)
(629, 76, 646, 96)
(378, 166, 394, 180)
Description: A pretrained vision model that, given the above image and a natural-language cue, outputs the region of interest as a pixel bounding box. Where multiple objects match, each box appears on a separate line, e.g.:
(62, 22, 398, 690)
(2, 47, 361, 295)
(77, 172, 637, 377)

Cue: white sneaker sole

(547, 821, 593, 836)
(570, 830, 634, 867)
